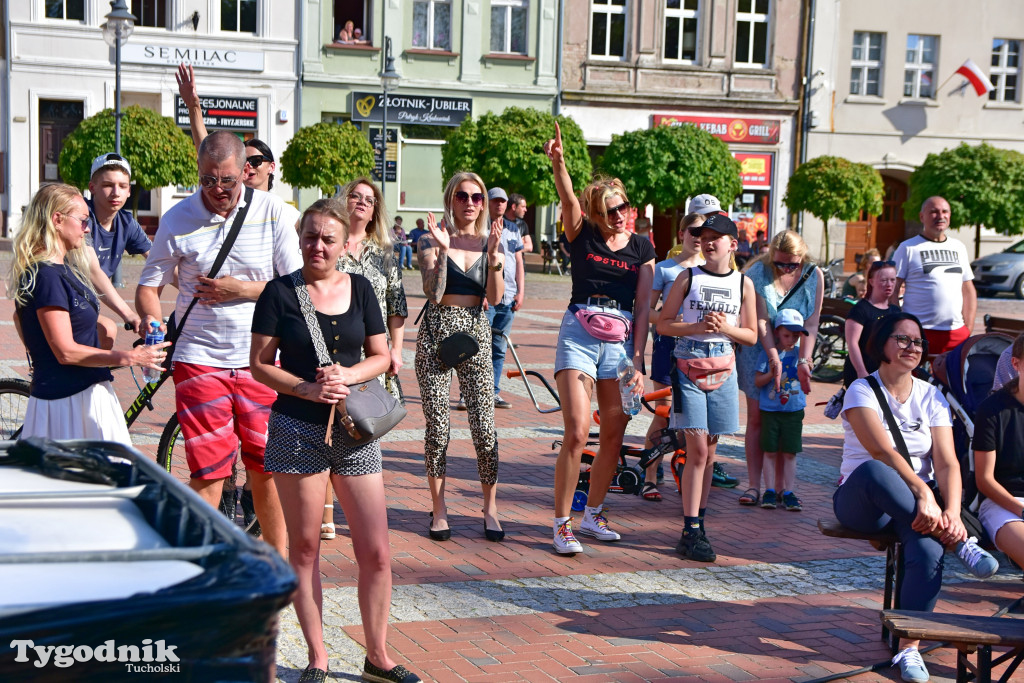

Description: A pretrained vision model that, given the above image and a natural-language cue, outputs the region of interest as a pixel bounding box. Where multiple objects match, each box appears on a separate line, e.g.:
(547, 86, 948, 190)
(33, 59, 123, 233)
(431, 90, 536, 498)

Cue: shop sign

(175, 95, 257, 131)
(123, 44, 265, 71)
(734, 153, 773, 188)
(370, 128, 398, 183)
(653, 114, 780, 145)
(352, 92, 472, 127)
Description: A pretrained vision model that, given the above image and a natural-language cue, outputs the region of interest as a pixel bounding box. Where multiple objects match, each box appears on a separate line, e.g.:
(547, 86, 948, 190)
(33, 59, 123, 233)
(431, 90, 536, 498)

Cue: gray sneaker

(494, 396, 512, 409)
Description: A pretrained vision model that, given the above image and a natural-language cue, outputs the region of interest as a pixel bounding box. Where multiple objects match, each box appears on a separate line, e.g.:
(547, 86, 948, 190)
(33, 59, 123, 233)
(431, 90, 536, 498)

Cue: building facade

(3, 1, 299, 234)
(805, 0, 1024, 265)
(560, 0, 802, 256)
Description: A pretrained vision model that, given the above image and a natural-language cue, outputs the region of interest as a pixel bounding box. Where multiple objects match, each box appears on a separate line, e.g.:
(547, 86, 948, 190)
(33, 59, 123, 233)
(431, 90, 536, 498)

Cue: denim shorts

(650, 333, 675, 386)
(670, 337, 739, 435)
(554, 308, 634, 381)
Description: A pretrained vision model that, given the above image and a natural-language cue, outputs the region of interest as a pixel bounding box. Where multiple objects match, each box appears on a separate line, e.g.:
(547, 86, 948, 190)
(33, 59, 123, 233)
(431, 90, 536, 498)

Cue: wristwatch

(488, 261, 503, 272)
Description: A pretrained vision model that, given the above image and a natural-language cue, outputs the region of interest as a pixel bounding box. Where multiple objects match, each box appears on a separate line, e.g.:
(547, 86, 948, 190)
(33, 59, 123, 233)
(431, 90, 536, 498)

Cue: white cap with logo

(90, 153, 132, 179)
(687, 194, 722, 215)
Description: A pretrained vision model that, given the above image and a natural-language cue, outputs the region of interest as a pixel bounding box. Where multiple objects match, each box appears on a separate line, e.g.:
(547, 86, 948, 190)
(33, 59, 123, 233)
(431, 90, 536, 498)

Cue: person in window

(337, 20, 355, 43)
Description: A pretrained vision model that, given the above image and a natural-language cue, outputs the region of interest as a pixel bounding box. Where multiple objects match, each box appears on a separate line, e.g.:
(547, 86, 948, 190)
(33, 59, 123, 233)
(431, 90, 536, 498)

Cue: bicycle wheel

(158, 414, 239, 520)
(0, 378, 31, 440)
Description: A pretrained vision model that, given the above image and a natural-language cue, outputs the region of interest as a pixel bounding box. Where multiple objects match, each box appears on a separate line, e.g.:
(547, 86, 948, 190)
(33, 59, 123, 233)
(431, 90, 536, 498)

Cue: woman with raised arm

(414, 172, 505, 542)
(544, 123, 656, 554)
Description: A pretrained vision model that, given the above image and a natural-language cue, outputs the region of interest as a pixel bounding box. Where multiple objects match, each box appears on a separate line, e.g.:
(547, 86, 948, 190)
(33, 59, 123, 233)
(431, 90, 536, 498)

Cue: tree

(280, 121, 376, 196)
(784, 156, 883, 260)
(903, 143, 1024, 259)
(441, 107, 592, 206)
(599, 124, 742, 213)
(58, 105, 197, 214)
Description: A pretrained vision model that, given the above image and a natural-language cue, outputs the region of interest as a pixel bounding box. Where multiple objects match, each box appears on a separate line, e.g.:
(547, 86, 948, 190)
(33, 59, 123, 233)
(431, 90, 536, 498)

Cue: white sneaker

(580, 507, 621, 541)
(891, 646, 929, 683)
(553, 518, 583, 554)
(956, 536, 1000, 579)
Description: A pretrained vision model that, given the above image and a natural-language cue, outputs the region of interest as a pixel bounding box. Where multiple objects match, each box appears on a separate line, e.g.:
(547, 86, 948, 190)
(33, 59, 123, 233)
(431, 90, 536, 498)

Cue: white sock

(584, 504, 603, 518)
(553, 516, 570, 527)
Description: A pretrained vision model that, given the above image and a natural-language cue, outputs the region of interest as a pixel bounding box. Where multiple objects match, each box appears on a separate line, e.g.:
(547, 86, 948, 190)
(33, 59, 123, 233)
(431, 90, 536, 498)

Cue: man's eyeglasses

(868, 259, 897, 273)
(245, 155, 270, 169)
(199, 175, 239, 190)
(773, 261, 801, 273)
(62, 213, 92, 230)
(604, 201, 630, 217)
(890, 334, 926, 351)
(454, 191, 485, 205)
(348, 192, 377, 207)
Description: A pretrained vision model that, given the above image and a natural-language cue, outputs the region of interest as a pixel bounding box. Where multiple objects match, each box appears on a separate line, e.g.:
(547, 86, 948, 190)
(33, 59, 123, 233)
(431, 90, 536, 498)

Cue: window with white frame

(590, 0, 627, 59)
(734, 0, 769, 66)
(850, 31, 884, 96)
(990, 39, 1020, 102)
(45, 0, 84, 20)
(664, 0, 700, 62)
(132, 0, 167, 28)
(413, 0, 452, 51)
(491, 0, 528, 54)
(221, 0, 257, 33)
(904, 34, 937, 98)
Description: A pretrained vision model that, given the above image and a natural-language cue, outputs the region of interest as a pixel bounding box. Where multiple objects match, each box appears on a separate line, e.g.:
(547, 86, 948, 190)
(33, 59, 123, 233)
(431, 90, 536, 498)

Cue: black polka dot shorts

(264, 411, 383, 476)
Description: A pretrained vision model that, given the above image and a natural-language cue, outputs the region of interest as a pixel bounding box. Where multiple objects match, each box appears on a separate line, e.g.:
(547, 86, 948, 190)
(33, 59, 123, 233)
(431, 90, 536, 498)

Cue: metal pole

(114, 24, 122, 155)
(381, 91, 388, 199)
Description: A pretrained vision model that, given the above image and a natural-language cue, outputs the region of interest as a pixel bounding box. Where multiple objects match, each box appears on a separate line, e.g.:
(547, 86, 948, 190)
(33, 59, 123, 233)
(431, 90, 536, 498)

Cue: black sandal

(738, 487, 760, 506)
(641, 481, 662, 502)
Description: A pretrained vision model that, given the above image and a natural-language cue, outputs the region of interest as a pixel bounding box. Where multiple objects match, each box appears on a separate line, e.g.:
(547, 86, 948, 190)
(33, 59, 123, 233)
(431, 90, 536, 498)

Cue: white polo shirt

(140, 189, 303, 368)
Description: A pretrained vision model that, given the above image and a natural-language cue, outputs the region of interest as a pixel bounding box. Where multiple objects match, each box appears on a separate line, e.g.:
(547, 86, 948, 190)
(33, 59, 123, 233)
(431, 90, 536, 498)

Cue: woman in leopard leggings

(415, 171, 505, 542)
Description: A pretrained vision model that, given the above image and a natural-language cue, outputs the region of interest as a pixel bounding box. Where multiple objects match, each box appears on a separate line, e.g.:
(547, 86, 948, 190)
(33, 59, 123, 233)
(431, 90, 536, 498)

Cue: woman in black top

(843, 260, 900, 387)
(251, 199, 420, 683)
(545, 123, 656, 555)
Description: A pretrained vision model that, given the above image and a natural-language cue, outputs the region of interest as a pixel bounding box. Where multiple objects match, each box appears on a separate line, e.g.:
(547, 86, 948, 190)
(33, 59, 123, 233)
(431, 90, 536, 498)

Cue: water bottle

(142, 321, 164, 385)
(617, 352, 641, 416)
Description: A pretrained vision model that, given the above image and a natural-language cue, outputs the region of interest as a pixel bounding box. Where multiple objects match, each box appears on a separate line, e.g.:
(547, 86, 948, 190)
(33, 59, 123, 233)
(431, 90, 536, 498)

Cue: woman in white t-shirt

(834, 312, 997, 683)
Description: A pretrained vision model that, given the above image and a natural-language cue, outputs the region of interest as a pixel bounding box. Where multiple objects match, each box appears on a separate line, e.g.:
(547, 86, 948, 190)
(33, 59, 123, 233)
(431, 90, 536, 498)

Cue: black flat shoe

(298, 665, 328, 683)
(484, 523, 505, 542)
(428, 512, 451, 541)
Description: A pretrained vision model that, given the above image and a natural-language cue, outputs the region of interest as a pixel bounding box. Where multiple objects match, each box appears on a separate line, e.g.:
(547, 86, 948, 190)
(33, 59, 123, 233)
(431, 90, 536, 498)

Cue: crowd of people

(10, 65, 1024, 681)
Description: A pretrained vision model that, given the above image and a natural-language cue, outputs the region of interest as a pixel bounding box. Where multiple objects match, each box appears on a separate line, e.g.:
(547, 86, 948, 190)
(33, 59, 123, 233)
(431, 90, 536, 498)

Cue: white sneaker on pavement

(579, 506, 621, 541)
(553, 518, 583, 554)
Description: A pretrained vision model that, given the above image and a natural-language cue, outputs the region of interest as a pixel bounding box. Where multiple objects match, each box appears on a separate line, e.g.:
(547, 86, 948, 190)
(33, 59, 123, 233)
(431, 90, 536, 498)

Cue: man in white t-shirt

(891, 196, 976, 356)
(136, 131, 302, 558)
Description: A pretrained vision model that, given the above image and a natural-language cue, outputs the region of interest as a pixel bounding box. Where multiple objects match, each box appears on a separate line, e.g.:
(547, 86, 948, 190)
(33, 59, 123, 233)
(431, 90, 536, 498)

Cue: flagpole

(935, 72, 959, 94)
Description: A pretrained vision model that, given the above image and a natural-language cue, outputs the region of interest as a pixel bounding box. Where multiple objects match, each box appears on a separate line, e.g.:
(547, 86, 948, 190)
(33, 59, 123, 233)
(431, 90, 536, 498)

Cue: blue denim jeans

(396, 244, 413, 269)
(833, 459, 945, 612)
(487, 303, 516, 395)
(670, 337, 738, 435)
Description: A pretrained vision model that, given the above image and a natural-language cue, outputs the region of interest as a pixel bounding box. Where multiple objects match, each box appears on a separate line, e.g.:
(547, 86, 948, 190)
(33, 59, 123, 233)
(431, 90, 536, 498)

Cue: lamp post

(378, 36, 400, 199)
(102, 0, 136, 155)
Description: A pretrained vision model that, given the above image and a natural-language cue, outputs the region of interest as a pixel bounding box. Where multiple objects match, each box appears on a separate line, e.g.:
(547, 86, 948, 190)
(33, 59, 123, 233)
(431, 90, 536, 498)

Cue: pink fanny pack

(676, 354, 735, 391)
(569, 304, 632, 343)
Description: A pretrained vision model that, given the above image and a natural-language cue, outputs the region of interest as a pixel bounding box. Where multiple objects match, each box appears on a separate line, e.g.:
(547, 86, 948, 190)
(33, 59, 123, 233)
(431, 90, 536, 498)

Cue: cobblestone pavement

(2, 257, 1024, 682)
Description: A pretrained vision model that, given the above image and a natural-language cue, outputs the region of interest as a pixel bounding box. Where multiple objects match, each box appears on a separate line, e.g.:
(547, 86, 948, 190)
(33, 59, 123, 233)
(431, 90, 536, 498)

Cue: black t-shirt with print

(568, 219, 655, 311)
(843, 300, 902, 387)
(973, 388, 1024, 497)
(252, 272, 386, 424)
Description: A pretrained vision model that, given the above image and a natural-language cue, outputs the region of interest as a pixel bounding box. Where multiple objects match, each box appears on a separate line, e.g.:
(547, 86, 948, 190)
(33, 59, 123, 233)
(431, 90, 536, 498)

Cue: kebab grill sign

(652, 115, 780, 145)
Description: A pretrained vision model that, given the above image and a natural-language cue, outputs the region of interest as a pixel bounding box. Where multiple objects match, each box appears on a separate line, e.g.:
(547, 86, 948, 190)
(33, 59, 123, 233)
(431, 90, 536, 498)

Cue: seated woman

(975, 333, 1024, 569)
(834, 312, 998, 683)
(842, 248, 880, 300)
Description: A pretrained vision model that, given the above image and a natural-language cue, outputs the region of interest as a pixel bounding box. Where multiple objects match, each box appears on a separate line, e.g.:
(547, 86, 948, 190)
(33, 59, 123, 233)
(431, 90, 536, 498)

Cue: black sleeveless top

(445, 255, 486, 296)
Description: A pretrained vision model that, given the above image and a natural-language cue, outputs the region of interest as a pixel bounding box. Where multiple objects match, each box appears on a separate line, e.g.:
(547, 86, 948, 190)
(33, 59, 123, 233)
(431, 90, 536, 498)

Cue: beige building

(560, 0, 803, 256)
(804, 0, 1024, 266)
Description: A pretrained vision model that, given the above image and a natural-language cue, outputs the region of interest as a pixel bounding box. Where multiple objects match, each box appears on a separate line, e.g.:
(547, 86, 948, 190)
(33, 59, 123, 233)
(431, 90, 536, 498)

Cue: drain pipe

(554, 0, 563, 117)
(3, 0, 12, 236)
(795, 0, 817, 234)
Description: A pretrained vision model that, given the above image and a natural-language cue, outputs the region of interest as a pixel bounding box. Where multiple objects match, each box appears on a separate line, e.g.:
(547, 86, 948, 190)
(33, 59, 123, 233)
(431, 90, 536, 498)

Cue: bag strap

(865, 374, 913, 467)
(778, 264, 815, 309)
(167, 186, 254, 344)
(57, 270, 100, 313)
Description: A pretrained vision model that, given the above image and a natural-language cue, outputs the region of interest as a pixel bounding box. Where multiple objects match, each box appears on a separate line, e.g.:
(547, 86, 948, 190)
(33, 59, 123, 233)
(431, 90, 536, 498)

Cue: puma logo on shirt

(920, 249, 963, 275)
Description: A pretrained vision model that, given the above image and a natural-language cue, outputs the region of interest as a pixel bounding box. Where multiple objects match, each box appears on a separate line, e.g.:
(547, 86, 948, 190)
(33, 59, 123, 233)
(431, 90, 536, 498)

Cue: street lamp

(102, 0, 136, 155)
(378, 36, 400, 198)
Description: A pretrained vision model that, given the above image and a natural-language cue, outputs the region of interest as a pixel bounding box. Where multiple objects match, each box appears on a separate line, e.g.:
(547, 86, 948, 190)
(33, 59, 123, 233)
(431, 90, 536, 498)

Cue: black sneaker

(676, 529, 717, 562)
(362, 657, 422, 683)
(240, 488, 261, 536)
(711, 462, 739, 488)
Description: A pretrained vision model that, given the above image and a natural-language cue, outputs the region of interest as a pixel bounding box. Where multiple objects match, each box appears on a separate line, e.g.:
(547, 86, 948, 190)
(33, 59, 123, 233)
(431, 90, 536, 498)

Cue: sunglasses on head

(773, 261, 801, 272)
(868, 259, 897, 273)
(604, 201, 630, 217)
(246, 154, 270, 168)
(454, 191, 485, 205)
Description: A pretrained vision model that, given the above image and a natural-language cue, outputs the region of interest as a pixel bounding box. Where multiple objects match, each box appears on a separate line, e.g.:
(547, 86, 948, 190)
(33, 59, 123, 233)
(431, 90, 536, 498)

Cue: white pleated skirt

(21, 381, 132, 447)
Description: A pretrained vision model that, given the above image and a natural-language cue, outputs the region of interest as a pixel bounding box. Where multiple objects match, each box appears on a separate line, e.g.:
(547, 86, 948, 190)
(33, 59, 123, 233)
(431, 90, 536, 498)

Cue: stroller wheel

(571, 490, 588, 512)
(616, 467, 642, 495)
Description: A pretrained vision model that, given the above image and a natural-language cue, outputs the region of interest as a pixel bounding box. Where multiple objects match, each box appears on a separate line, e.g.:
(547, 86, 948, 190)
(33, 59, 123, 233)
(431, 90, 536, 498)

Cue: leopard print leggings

(414, 304, 499, 485)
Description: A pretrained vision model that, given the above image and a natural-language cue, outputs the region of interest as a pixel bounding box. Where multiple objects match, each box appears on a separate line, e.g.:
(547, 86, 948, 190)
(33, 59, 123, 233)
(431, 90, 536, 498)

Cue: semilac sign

(121, 44, 265, 71)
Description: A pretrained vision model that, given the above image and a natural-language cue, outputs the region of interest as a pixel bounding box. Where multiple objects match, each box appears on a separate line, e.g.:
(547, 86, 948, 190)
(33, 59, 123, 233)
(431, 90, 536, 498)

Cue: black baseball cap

(690, 213, 738, 239)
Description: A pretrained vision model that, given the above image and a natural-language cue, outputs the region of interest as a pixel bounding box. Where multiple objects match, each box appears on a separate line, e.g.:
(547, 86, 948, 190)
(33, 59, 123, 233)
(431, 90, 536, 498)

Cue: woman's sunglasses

(773, 261, 801, 273)
(868, 259, 897, 273)
(454, 191, 485, 205)
(604, 201, 631, 217)
(246, 154, 270, 168)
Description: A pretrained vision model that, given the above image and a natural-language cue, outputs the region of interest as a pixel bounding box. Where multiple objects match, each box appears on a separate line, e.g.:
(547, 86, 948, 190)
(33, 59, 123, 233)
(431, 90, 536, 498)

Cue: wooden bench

(984, 314, 1024, 339)
(821, 296, 853, 319)
(882, 609, 1024, 682)
(818, 518, 903, 653)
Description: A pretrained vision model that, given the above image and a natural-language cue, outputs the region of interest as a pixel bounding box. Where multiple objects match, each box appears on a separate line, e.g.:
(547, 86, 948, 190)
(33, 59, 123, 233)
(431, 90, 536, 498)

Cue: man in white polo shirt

(136, 131, 301, 557)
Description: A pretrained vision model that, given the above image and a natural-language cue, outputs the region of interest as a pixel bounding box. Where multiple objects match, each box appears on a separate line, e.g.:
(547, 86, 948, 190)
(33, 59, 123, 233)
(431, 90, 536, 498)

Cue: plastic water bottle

(617, 353, 641, 416)
(142, 321, 164, 385)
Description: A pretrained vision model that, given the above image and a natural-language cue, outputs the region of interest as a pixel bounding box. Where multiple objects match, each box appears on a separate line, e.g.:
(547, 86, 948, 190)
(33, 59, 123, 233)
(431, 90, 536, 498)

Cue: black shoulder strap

(866, 374, 913, 467)
(168, 186, 254, 344)
(57, 269, 99, 312)
(778, 264, 815, 309)
(682, 267, 693, 300)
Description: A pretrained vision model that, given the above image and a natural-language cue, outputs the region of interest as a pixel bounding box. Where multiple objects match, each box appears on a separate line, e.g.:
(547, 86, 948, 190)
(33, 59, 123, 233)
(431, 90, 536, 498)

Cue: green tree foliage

(58, 105, 197, 213)
(441, 107, 592, 206)
(784, 155, 883, 260)
(280, 121, 376, 196)
(904, 143, 1024, 258)
(599, 124, 742, 213)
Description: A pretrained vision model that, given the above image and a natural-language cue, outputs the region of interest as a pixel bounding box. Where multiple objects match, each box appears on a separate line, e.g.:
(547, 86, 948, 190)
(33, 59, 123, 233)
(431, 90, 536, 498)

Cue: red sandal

(641, 482, 662, 502)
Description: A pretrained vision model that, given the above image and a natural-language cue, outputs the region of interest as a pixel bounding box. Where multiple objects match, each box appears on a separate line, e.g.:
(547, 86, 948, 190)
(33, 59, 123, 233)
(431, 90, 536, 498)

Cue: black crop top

(444, 255, 486, 296)
(569, 219, 656, 310)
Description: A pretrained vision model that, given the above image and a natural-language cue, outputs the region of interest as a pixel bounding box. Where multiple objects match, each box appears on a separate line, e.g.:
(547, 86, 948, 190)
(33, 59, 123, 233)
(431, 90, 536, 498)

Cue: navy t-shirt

(252, 272, 386, 424)
(17, 263, 112, 399)
(86, 199, 152, 278)
(568, 219, 656, 311)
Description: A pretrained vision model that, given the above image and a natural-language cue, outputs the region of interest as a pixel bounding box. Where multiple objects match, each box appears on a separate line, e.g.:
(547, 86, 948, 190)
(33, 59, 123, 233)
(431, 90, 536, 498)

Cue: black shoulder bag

(866, 375, 986, 541)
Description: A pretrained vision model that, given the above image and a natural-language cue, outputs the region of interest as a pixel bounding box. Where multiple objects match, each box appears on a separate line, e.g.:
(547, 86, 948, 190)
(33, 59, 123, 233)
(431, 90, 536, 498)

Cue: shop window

(664, 0, 699, 63)
(334, 0, 371, 44)
(590, 0, 627, 59)
(491, 0, 528, 54)
(222, 0, 257, 33)
(400, 139, 444, 209)
(131, 0, 167, 28)
(45, 0, 84, 20)
(904, 34, 937, 98)
(412, 0, 451, 51)
(734, 0, 769, 67)
(850, 31, 884, 96)
(990, 39, 1020, 102)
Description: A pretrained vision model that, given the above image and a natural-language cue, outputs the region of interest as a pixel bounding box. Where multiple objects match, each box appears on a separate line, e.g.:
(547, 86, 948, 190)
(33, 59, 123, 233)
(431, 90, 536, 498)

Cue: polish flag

(955, 59, 995, 96)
